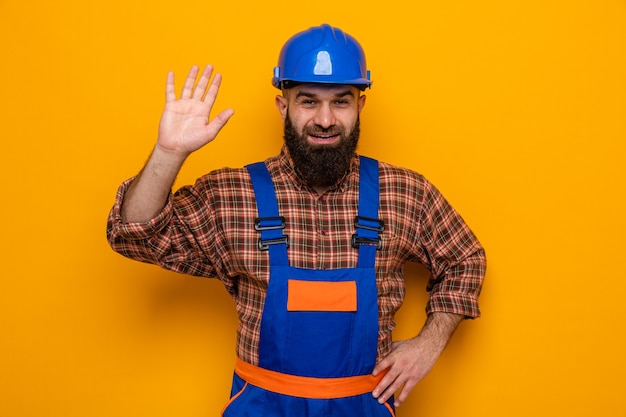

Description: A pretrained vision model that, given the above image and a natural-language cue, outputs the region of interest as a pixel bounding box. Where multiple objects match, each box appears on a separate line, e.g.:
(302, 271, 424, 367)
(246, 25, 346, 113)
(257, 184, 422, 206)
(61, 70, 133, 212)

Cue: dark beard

(283, 115, 360, 188)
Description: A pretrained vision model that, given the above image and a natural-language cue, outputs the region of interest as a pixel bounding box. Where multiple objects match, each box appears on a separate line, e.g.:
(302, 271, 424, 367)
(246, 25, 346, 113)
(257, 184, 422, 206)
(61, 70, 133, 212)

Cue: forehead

(287, 83, 360, 98)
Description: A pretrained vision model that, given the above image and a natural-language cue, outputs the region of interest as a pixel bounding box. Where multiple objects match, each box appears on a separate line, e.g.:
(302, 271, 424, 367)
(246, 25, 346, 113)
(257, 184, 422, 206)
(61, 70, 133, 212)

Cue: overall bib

(222, 157, 395, 417)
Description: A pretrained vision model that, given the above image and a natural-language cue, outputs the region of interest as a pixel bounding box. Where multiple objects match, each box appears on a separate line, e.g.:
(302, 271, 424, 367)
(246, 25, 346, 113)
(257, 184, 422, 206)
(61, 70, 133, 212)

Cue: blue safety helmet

(272, 24, 372, 90)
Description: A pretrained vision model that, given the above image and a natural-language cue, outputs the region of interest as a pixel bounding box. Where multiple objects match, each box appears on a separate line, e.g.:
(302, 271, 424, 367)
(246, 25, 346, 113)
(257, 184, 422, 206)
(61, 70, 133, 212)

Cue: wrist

(152, 143, 190, 167)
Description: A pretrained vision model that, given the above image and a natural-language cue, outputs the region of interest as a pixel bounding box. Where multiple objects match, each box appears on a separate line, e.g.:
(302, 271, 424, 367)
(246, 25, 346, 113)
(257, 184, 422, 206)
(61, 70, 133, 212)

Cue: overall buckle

(255, 216, 286, 231)
(354, 215, 385, 232)
(352, 216, 384, 250)
(351, 235, 382, 250)
(258, 236, 290, 251)
(255, 216, 288, 251)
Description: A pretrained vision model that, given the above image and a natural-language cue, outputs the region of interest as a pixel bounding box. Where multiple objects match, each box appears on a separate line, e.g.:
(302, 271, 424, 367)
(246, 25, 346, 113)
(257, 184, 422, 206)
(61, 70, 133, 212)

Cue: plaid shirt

(107, 147, 485, 365)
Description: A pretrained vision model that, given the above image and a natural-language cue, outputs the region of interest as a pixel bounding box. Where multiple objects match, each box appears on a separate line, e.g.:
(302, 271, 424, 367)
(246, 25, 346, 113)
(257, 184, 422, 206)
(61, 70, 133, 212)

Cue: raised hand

(120, 65, 234, 223)
(156, 65, 235, 158)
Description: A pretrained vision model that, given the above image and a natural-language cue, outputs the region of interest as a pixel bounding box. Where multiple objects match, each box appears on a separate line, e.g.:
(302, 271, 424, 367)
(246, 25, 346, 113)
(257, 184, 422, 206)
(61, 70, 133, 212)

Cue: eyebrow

(295, 89, 355, 100)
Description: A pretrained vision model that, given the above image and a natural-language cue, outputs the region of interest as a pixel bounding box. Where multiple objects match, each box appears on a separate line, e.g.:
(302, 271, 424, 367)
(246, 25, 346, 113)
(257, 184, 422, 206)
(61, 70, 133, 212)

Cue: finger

(204, 108, 235, 139)
(202, 72, 223, 105)
(377, 373, 403, 405)
(372, 365, 397, 399)
(181, 65, 200, 98)
(394, 379, 417, 407)
(192, 64, 214, 100)
(373, 350, 398, 376)
(372, 359, 389, 377)
(165, 71, 176, 102)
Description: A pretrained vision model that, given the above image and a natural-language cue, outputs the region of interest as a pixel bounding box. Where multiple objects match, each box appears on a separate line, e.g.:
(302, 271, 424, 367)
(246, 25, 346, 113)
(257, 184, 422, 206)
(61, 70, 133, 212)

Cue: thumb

(205, 108, 235, 138)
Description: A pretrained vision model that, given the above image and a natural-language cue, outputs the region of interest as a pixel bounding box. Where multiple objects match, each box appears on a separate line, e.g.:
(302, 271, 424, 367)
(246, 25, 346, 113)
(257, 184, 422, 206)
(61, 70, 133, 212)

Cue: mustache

(303, 126, 343, 136)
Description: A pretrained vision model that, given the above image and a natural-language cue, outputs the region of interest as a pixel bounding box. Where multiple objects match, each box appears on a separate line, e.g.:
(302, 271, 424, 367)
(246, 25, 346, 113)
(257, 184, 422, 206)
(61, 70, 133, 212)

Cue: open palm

(157, 65, 234, 157)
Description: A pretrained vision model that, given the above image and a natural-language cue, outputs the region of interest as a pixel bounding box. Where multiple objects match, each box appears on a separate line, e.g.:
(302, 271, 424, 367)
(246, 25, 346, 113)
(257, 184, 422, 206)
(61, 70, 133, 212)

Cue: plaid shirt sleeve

(106, 177, 239, 294)
(377, 162, 485, 320)
(413, 176, 485, 318)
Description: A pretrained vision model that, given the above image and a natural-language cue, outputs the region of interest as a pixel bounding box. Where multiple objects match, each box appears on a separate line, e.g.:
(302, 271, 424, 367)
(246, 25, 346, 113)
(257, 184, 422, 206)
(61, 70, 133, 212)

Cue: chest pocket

(287, 279, 357, 312)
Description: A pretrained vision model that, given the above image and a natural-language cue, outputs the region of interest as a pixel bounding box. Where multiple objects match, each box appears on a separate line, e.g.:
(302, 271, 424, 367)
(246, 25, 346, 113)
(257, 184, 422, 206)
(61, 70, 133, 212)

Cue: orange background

(1, 1, 625, 416)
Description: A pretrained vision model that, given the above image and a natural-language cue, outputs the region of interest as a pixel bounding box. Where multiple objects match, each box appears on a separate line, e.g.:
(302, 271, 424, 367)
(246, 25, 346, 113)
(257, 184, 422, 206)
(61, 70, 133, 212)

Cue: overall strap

(354, 156, 383, 269)
(246, 162, 289, 266)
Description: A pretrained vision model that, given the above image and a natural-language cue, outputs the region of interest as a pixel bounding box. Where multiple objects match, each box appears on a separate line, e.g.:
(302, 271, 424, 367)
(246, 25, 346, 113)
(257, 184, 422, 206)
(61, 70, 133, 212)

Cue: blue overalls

(221, 157, 395, 417)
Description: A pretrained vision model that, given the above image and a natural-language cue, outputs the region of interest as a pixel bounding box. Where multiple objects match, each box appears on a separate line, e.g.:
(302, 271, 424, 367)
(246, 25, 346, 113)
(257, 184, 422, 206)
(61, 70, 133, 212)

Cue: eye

(334, 99, 351, 107)
(297, 98, 317, 107)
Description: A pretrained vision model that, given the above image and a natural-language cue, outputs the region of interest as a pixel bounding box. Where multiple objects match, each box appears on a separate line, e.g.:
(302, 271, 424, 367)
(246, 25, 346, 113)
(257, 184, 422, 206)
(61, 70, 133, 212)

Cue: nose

(313, 102, 336, 129)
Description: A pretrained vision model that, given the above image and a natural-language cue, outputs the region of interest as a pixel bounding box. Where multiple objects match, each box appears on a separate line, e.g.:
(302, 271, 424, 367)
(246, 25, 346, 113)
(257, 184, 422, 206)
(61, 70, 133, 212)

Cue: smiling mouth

(308, 132, 341, 143)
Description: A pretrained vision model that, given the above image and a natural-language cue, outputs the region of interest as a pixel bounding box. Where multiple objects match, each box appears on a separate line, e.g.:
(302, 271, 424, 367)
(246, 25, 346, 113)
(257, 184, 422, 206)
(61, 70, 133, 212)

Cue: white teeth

(308, 133, 339, 143)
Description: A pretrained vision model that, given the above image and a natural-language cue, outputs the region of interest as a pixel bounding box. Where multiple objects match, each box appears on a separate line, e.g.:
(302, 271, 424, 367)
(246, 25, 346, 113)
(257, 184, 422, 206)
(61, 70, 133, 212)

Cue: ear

(275, 94, 288, 122)
(357, 94, 367, 113)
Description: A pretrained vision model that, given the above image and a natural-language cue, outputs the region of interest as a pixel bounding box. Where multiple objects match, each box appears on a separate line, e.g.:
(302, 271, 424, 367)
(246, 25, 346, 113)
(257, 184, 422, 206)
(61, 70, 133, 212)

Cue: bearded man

(107, 24, 486, 416)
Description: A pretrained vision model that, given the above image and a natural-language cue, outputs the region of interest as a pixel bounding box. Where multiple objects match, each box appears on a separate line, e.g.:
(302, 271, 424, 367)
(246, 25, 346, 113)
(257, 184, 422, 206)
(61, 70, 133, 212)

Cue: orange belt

(234, 358, 384, 399)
